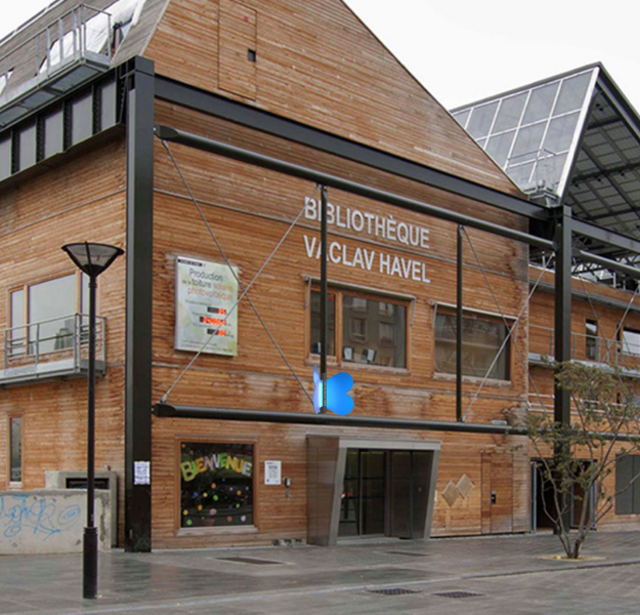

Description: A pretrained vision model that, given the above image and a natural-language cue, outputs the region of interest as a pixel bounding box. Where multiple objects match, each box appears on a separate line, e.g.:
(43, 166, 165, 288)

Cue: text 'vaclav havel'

(303, 197, 431, 283)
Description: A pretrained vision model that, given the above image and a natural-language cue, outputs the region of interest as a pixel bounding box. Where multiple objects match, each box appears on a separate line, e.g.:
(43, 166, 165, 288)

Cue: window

(9, 273, 89, 356)
(622, 329, 640, 356)
(586, 320, 598, 361)
(180, 442, 254, 529)
(434, 311, 510, 380)
(71, 93, 94, 145)
(310, 289, 407, 369)
(615, 454, 640, 514)
(9, 416, 22, 484)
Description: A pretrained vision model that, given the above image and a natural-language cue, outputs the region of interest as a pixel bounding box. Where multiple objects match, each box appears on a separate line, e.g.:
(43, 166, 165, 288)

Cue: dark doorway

(531, 459, 595, 531)
(339, 449, 432, 539)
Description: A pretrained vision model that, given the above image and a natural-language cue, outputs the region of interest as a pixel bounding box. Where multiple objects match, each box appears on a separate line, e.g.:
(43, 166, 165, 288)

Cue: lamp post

(62, 242, 124, 600)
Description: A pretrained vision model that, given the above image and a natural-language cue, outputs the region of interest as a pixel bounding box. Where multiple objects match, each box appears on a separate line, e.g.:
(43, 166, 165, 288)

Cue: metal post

(320, 184, 328, 414)
(554, 205, 573, 534)
(83, 275, 97, 600)
(554, 205, 572, 425)
(456, 224, 463, 422)
(125, 57, 155, 553)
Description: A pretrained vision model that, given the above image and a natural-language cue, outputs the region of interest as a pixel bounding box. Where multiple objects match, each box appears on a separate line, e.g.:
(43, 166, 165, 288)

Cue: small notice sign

(264, 460, 282, 485)
(134, 461, 151, 485)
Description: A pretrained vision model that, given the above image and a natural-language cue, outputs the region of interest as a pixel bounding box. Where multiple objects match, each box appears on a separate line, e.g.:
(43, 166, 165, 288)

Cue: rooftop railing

(0, 4, 113, 124)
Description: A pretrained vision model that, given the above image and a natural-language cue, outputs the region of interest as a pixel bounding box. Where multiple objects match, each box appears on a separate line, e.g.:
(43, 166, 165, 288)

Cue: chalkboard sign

(180, 442, 253, 528)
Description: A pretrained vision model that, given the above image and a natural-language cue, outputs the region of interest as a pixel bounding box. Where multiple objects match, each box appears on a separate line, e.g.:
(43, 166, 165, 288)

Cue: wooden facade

(1, 0, 640, 551)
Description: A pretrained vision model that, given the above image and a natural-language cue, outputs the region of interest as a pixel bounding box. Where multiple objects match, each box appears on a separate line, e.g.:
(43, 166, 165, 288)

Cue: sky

(3, 0, 640, 112)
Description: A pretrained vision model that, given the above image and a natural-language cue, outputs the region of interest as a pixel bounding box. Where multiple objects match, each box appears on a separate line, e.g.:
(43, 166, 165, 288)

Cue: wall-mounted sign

(175, 256, 238, 356)
(264, 460, 282, 485)
(180, 442, 253, 528)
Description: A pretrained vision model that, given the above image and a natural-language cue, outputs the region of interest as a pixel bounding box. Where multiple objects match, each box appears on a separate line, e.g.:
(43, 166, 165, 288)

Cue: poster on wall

(180, 442, 253, 528)
(175, 256, 239, 356)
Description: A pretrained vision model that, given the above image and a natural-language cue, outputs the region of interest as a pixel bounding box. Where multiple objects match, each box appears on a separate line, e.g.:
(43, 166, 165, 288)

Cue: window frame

(433, 306, 513, 383)
(7, 271, 90, 356)
(306, 285, 411, 373)
(621, 328, 640, 357)
(8, 413, 23, 488)
(174, 436, 259, 536)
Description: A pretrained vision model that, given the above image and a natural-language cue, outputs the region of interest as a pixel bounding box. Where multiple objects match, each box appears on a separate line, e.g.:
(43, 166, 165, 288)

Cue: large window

(621, 329, 640, 357)
(615, 454, 640, 514)
(434, 311, 510, 380)
(9, 273, 89, 355)
(310, 289, 407, 369)
(180, 442, 254, 529)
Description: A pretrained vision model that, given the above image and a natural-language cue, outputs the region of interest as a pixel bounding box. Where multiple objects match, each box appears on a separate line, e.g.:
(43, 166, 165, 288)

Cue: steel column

(456, 225, 463, 422)
(124, 57, 154, 553)
(554, 205, 572, 426)
(320, 185, 328, 414)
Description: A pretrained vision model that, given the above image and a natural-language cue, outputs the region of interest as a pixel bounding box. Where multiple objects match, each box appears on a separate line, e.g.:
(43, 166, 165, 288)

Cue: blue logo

(313, 366, 354, 415)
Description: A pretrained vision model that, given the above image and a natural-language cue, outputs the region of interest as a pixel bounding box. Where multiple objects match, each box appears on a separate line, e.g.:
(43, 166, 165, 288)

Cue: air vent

(368, 588, 423, 596)
(217, 556, 284, 566)
(433, 590, 483, 599)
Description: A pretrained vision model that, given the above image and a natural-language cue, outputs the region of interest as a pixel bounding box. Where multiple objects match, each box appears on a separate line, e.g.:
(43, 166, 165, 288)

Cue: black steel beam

(572, 218, 640, 256)
(554, 206, 572, 426)
(124, 56, 154, 553)
(155, 125, 555, 250)
(154, 76, 546, 222)
(575, 249, 640, 280)
(152, 403, 527, 436)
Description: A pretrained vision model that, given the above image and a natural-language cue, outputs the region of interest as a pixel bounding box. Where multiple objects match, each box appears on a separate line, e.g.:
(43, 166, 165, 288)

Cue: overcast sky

(3, 0, 640, 112)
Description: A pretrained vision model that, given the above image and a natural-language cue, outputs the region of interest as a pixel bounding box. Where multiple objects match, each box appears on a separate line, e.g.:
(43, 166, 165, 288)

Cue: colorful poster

(175, 256, 238, 356)
(180, 442, 253, 528)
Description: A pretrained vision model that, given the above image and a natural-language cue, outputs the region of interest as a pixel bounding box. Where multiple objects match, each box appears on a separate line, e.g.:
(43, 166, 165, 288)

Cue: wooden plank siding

(0, 136, 128, 544)
(144, 0, 524, 194)
(149, 98, 531, 547)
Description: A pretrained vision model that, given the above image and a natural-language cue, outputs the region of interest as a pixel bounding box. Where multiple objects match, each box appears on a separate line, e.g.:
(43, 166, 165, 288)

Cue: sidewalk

(2, 531, 640, 614)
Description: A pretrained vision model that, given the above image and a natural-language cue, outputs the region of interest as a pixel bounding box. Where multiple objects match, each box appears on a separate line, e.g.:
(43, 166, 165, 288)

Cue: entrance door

(339, 449, 433, 539)
(481, 452, 513, 534)
(339, 450, 386, 536)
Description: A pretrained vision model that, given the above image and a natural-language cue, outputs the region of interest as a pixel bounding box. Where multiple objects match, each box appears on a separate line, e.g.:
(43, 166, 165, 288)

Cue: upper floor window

(434, 310, 511, 381)
(309, 289, 407, 369)
(621, 329, 640, 357)
(9, 273, 89, 356)
(586, 319, 598, 361)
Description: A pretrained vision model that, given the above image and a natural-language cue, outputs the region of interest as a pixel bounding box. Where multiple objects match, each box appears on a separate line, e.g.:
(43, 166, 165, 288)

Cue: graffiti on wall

(0, 494, 81, 540)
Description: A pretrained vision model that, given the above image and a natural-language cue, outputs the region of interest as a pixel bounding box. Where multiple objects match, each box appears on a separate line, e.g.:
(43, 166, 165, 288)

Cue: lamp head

(62, 242, 124, 277)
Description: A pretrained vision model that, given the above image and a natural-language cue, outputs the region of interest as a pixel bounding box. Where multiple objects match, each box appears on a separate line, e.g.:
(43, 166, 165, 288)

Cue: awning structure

(452, 64, 640, 286)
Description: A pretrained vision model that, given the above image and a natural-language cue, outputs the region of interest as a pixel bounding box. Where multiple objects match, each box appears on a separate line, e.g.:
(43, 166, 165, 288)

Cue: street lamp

(62, 242, 124, 600)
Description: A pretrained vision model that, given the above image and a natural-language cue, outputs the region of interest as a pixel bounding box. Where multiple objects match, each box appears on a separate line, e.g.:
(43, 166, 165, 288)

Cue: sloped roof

(453, 64, 640, 276)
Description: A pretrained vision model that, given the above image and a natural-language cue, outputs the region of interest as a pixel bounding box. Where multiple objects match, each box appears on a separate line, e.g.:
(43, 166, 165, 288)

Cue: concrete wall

(0, 489, 110, 554)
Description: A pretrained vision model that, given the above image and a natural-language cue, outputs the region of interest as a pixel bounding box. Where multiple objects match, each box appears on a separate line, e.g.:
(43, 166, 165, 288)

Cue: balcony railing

(0, 313, 106, 385)
(0, 4, 113, 126)
(529, 324, 640, 371)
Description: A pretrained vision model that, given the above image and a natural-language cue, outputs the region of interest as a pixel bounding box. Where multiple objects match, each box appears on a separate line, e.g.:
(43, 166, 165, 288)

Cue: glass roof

(452, 68, 597, 197)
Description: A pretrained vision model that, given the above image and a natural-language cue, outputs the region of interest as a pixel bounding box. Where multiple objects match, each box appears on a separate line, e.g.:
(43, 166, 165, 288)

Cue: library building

(2, 0, 640, 553)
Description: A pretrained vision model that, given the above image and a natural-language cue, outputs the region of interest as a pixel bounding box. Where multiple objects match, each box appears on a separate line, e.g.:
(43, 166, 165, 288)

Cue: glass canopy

(452, 68, 597, 197)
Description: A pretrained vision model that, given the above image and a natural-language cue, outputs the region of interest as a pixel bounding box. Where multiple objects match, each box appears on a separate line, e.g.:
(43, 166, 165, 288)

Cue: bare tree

(526, 362, 640, 559)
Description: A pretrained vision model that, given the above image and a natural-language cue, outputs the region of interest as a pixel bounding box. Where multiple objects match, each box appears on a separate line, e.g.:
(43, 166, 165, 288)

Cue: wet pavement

(2, 531, 640, 614)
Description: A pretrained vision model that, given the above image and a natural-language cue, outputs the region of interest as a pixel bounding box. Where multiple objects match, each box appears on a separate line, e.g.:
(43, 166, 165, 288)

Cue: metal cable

(461, 227, 551, 420)
(159, 140, 315, 405)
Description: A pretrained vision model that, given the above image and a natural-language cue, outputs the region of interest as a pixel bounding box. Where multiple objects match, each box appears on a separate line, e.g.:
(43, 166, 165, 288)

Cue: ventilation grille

(368, 588, 423, 596)
(433, 590, 483, 599)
